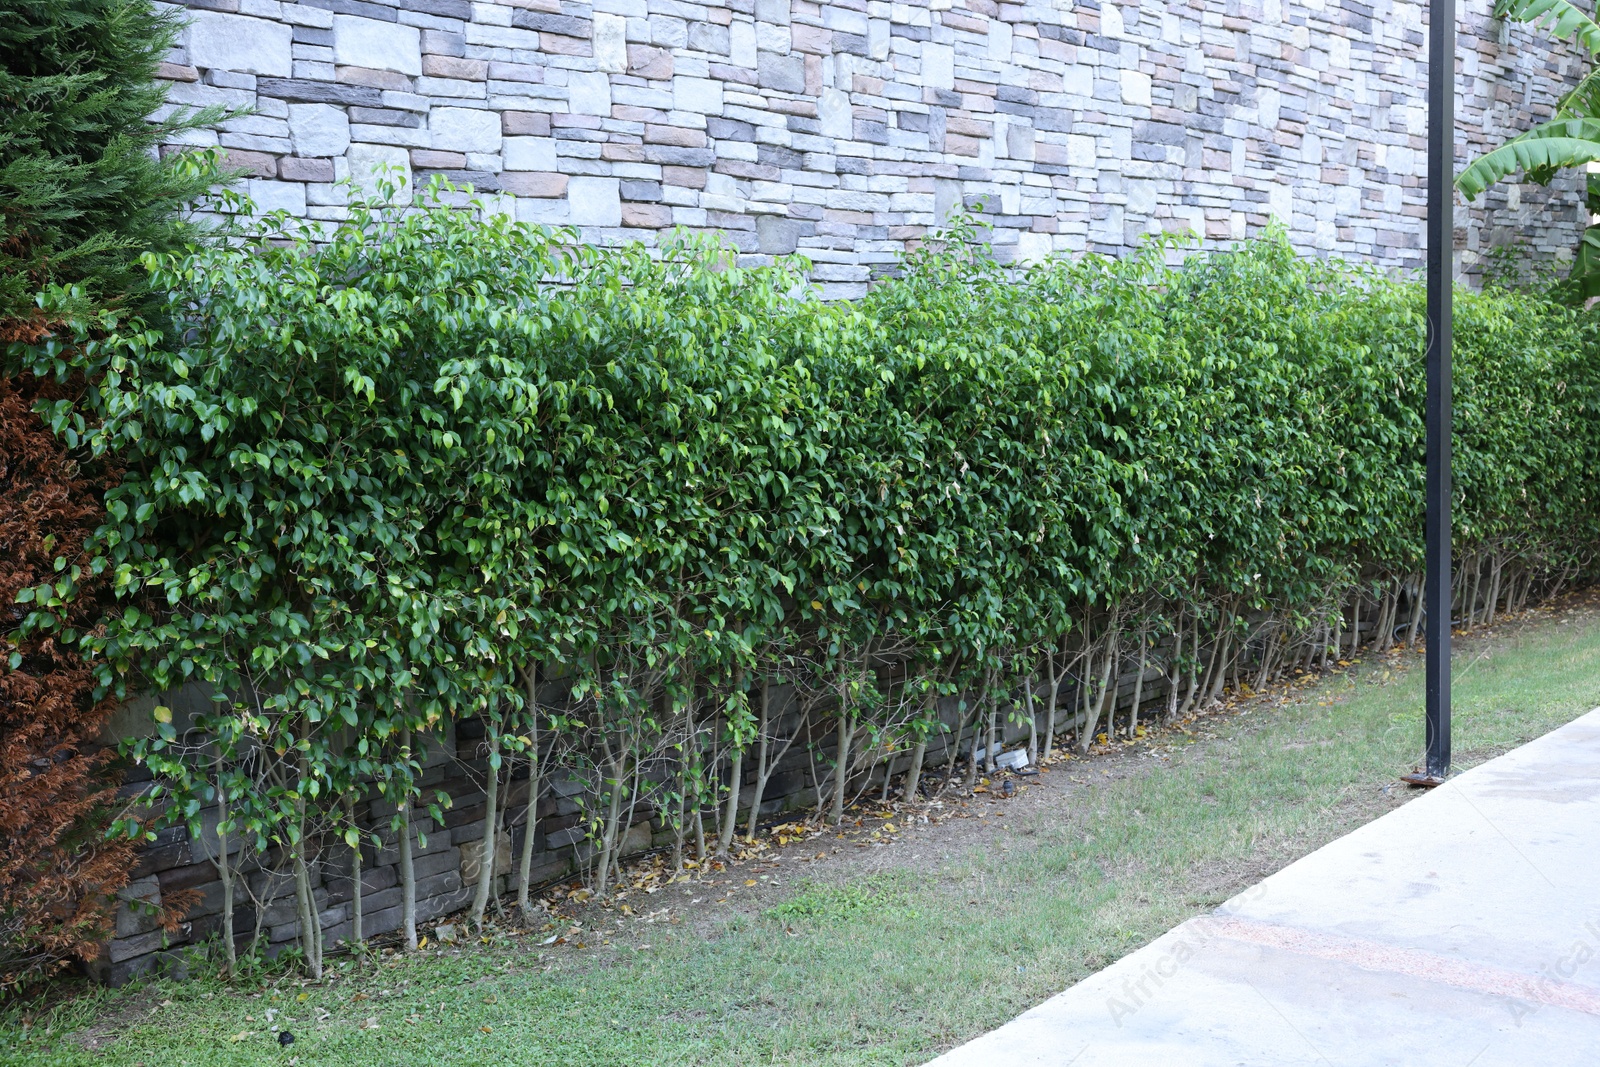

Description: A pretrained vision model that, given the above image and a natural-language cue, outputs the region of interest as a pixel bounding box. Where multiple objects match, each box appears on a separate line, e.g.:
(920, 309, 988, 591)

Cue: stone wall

(156, 0, 1584, 295)
(99, 673, 1082, 984)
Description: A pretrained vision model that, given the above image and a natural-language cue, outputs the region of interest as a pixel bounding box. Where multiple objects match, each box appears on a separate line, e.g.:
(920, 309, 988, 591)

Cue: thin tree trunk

(1351, 592, 1363, 654)
(1129, 628, 1148, 738)
(1022, 670, 1039, 761)
(1180, 612, 1201, 716)
(1207, 625, 1232, 704)
(293, 833, 319, 977)
(1197, 615, 1222, 703)
(516, 664, 542, 920)
(293, 742, 322, 978)
(830, 709, 854, 825)
(1078, 635, 1119, 754)
(595, 739, 625, 894)
(964, 693, 983, 793)
(398, 724, 418, 952)
(1486, 554, 1504, 626)
(745, 679, 783, 842)
(345, 792, 363, 947)
(1467, 553, 1484, 629)
(903, 728, 927, 802)
(1407, 573, 1426, 647)
(470, 718, 501, 928)
(1254, 629, 1280, 691)
(614, 750, 645, 886)
(717, 672, 744, 858)
(1043, 634, 1068, 758)
(213, 750, 236, 977)
(984, 687, 997, 774)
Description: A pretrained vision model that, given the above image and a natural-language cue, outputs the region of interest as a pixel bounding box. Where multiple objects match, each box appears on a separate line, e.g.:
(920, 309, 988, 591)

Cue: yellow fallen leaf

(418, 937, 429, 949)
(745, 879, 756, 886)
(230, 1032, 253, 1042)
(296, 992, 308, 1003)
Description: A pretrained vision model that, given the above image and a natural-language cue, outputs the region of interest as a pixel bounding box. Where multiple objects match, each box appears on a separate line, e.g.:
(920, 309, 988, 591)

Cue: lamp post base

(1400, 770, 1447, 789)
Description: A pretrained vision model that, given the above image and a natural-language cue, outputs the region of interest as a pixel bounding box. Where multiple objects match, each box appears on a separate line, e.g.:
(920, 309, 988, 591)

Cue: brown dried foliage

(0, 370, 138, 992)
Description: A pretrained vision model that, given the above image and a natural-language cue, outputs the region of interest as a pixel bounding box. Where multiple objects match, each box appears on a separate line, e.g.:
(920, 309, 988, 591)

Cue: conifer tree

(1, 0, 224, 336)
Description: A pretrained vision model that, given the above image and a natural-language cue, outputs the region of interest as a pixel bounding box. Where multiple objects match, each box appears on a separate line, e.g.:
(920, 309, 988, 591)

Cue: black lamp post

(1411, 0, 1454, 786)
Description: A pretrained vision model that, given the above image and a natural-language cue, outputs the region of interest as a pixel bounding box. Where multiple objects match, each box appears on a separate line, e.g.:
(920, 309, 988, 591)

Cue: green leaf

(1495, 0, 1600, 58)
(1456, 131, 1600, 200)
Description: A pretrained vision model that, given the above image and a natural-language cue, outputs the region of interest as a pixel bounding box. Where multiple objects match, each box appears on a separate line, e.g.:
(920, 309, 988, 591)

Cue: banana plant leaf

(1457, 128, 1600, 200)
(1495, 0, 1600, 57)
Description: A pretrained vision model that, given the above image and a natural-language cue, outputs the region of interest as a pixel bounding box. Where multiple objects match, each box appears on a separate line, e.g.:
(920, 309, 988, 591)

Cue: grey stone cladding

(153, 0, 1586, 294)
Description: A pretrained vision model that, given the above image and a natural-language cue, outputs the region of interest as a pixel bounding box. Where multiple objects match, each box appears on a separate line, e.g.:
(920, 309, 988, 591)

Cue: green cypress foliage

(0, 0, 224, 330)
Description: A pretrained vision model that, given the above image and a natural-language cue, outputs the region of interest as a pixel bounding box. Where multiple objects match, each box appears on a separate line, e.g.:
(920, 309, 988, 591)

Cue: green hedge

(19, 185, 1600, 968)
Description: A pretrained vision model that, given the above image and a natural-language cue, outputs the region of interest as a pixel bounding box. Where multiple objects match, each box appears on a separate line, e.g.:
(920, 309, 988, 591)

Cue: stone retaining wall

(156, 0, 1585, 294)
(99, 658, 1173, 984)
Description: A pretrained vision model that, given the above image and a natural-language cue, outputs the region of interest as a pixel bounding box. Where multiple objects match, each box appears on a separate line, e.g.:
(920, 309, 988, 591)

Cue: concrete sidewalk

(928, 708, 1600, 1066)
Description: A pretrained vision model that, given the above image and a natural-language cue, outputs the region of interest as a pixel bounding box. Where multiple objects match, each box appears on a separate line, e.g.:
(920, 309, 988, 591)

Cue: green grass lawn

(10, 598, 1600, 1067)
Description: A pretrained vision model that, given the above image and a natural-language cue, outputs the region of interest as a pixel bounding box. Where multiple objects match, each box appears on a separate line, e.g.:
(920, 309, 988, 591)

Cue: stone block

(620, 178, 662, 200)
(457, 831, 511, 884)
(258, 76, 381, 107)
(504, 136, 558, 170)
(280, 156, 335, 180)
(755, 0, 790, 25)
(729, 20, 757, 66)
(502, 171, 568, 197)
(922, 42, 954, 90)
(246, 178, 307, 214)
(564, 71, 609, 118)
(430, 106, 502, 153)
(223, 148, 278, 177)
(756, 213, 802, 253)
(157, 61, 201, 82)
(487, 60, 542, 84)
(286, 102, 350, 156)
(568, 176, 621, 226)
(186, 11, 292, 76)
(348, 105, 421, 127)
(674, 75, 723, 115)
(411, 148, 467, 169)
(347, 141, 412, 201)
(757, 51, 805, 94)
(689, 22, 730, 55)
(332, 15, 421, 76)
(621, 201, 672, 227)
(817, 87, 852, 138)
(627, 44, 673, 79)
(422, 54, 487, 79)
(511, 10, 591, 36)
(662, 165, 706, 188)
(594, 12, 628, 73)
(421, 27, 466, 56)
(1121, 69, 1152, 107)
(502, 110, 552, 136)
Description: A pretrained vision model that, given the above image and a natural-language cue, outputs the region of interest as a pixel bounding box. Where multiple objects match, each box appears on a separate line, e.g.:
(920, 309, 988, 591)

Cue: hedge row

(20, 185, 1600, 972)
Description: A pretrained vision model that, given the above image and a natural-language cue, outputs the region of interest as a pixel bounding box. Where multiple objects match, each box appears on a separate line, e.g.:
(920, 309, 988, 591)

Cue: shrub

(0, 371, 133, 991)
(30, 186, 1600, 973)
(1, 0, 224, 990)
